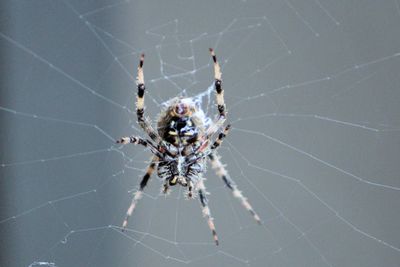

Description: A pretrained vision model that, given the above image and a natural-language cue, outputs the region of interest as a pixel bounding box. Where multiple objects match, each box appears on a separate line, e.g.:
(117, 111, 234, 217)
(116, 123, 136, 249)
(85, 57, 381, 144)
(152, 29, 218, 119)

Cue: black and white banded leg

(162, 182, 170, 195)
(116, 136, 148, 146)
(211, 124, 231, 150)
(207, 49, 227, 136)
(197, 179, 219, 245)
(209, 48, 225, 118)
(136, 54, 160, 143)
(122, 156, 158, 230)
(208, 153, 262, 224)
(187, 180, 194, 198)
(116, 136, 163, 158)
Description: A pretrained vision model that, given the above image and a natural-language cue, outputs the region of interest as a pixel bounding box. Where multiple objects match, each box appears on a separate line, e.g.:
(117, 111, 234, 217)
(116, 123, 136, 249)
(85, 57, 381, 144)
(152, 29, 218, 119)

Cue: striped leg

(116, 136, 163, 158)
(197, 179, 219, 245)
(187, 180, 194, 198)
(136, 54, 160, 143)
(122, 156, 158, 230)
(208, 153, 262, 224)
(162, 182, 170, 195)
(209, 48, 225, 118)
(211, 124, 231, 150)
(206, 49, 227, 137)
(116, 136, 148, 146)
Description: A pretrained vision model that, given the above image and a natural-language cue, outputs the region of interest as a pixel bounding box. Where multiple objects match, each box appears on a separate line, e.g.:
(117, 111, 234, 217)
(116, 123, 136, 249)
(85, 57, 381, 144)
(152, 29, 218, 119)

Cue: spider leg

(187, 123, 229, 163)
(116, 136, 163, 158)
(187, 180, 194, 198)
(116, 136, 148, 146)
(206, 48, 227, 136)
(211, 124, 231, 150)
(135, 54, 160, 143)
(162, 182, 170, 195)
(183, 126, 230, 169)
(197, 179, 219, 245)
(122, 156, 158, 230)
(209, 48, 225, 117)
(208, 152, 262, 224)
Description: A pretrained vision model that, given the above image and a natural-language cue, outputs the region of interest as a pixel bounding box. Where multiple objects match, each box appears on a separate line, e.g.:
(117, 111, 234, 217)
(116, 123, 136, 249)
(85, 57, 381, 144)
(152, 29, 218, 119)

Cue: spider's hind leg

(162, 182, 170, 195)
(197, 179, 219, 245)
(208, 153, 262, 224)
(122, 156, 158, 230)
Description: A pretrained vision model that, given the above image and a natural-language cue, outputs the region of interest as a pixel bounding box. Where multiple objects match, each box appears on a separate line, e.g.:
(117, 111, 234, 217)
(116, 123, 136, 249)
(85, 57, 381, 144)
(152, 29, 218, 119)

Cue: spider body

(117, 49, 261, 245)
(156, 97, 207, 190)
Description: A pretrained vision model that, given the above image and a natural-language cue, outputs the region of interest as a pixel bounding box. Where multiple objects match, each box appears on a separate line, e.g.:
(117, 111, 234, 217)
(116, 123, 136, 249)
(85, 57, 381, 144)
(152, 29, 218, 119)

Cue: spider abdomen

(157, 161, 178, 181)
(157, 157, 206, 186)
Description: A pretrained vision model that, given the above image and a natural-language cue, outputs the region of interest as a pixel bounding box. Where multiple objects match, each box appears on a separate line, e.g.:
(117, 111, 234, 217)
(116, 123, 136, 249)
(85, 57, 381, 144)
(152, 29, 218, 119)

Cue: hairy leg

(122, 156, 158, 230)
(135, 54, 160, 143)
(197, 179, 219, 245)
(208, 152, 261, 224)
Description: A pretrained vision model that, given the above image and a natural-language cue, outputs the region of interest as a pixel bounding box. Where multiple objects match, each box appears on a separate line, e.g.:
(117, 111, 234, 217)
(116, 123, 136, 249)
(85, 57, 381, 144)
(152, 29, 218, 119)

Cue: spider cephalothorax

(117, 49, 261, 245)
(157, 97, 204, 146)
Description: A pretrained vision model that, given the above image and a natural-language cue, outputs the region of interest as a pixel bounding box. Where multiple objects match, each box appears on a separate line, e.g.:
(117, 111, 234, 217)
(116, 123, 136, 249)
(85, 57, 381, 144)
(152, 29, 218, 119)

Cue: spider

(117, 49, 261, 245)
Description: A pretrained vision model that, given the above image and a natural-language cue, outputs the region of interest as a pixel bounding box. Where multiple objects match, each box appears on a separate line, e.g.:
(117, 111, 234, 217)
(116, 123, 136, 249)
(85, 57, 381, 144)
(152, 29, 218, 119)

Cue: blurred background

(1, 0, 400, 266)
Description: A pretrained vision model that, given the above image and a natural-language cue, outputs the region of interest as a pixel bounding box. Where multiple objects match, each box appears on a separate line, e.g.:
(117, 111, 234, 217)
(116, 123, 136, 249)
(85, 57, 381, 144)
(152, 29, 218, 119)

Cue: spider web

(1, 0, 400, 266)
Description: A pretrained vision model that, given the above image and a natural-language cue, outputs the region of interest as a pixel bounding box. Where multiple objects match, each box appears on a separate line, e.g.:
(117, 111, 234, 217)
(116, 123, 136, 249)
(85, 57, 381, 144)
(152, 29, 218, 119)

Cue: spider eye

(175, 103, 188, 115)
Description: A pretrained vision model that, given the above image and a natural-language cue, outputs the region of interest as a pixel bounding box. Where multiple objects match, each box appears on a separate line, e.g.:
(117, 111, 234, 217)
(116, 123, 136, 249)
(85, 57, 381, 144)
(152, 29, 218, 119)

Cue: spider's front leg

(207, 48, 227, 136)
(209, 48, 225, 118)
(135, 54, 160, 143)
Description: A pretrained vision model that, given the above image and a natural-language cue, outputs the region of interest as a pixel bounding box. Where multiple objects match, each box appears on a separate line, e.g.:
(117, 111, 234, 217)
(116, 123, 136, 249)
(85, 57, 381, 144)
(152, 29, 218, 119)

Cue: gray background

(1, 0, 400, 266)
